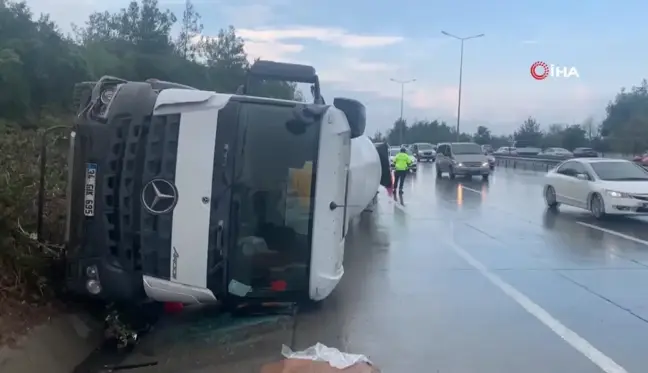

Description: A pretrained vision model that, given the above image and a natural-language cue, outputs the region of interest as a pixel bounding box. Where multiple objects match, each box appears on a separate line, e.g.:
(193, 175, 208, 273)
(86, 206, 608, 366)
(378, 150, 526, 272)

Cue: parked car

(544, 158, 648, 219)
(436, 142, 490, 180)
(493, 146, 517, 155)
(411, 143, 436, 161)
(572, 147, 599, 158)
(540, 148, 573, 159)
(512, 141, 541, 155)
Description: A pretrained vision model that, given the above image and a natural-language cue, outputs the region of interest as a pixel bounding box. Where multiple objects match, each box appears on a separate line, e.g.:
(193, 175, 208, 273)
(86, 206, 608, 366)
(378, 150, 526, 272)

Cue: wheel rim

(546, 187, 556, 205)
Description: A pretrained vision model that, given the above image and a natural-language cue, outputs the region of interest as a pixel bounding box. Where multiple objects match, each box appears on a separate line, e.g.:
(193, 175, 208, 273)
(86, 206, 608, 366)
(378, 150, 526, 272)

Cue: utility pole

(389, 78, 416, 145)
(441, 31, 484, 141)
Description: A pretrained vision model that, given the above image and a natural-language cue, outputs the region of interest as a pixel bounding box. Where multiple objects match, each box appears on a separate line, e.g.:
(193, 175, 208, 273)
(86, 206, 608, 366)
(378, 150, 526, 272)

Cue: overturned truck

(63, 60, 391, 308)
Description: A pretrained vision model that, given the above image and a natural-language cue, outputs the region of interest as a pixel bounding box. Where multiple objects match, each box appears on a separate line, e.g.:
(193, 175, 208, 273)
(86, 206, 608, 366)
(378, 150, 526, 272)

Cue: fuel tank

(346, 135, 384, 221)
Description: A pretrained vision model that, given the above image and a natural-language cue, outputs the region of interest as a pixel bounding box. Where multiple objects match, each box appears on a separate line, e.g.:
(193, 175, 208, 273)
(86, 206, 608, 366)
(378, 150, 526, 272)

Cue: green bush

(0, 119, 70, 301)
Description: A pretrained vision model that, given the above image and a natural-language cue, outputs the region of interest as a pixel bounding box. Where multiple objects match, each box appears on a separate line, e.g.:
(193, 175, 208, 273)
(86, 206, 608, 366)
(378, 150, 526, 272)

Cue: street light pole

(441, 31, 484, 141)
(389, 78, 416, 145)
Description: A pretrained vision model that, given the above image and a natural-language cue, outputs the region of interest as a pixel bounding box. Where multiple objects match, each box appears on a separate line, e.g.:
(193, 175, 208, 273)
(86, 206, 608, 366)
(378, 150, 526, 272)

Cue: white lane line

(576, 221, 648, 247)
(460, 185, 482, 194)
(388, 198, 629, 373)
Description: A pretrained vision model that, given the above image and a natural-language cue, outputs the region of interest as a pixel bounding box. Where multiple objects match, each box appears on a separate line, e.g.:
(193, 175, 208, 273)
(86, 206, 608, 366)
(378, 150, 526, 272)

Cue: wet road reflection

(297, 163, 648, 373)
(124, 162, 648, 373)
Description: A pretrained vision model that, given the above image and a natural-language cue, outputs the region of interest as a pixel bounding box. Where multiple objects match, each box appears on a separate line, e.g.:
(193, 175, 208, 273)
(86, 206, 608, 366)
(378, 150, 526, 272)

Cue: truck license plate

(84, 163, 97, 216)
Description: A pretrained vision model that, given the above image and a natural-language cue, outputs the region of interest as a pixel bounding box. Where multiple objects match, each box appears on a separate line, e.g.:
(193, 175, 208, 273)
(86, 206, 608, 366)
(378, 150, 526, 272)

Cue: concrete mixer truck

(57, 60, 391, 311)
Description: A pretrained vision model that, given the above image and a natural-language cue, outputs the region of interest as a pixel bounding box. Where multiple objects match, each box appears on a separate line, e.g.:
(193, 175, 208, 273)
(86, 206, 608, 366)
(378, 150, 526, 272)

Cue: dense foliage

(0, 0, 299, 302)
(374, 80, 648, 154)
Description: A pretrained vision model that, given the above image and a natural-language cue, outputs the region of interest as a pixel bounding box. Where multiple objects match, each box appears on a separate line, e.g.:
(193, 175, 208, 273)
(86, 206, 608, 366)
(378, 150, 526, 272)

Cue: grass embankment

(0, 119, 69, 345)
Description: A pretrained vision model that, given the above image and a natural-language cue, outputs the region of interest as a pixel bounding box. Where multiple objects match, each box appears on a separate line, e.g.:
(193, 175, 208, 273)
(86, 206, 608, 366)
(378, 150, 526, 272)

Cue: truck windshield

(228, 102, 320, 298)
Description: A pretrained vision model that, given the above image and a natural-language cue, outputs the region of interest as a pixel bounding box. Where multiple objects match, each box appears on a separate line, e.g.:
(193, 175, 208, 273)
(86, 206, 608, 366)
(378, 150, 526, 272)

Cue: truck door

(206, 100, 241, 297)
(223, 99, 323, 303)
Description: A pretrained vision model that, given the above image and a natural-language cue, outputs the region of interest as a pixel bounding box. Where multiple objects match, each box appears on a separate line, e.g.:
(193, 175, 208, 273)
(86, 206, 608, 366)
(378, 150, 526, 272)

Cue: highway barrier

(493, 154, 648, 172)
(493, 155, 561, 172)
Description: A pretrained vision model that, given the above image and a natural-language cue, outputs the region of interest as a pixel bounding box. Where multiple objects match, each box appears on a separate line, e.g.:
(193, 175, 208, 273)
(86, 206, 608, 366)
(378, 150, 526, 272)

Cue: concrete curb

(0, 313, 102, 373)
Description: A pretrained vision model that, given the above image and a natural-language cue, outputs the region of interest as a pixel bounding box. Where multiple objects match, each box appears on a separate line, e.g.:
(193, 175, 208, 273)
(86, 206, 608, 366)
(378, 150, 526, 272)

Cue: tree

(542, 124, 565, 148)
(581, 116, 597, 142)
(0, 0, 303, 124)
(561, 125, 587, 150)
(370, 131, 385, 142)
(514, 117, 543, 146)
(375, 119, 472, 146)
(386, 119, 408, 145)
(175, 0, 203, 60)
(601, 79, 648, 154)
(473, 126, 491, 145)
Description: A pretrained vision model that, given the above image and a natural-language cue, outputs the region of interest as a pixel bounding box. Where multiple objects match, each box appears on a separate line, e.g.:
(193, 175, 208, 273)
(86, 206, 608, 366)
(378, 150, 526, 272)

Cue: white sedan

(543, 158, 648, 219)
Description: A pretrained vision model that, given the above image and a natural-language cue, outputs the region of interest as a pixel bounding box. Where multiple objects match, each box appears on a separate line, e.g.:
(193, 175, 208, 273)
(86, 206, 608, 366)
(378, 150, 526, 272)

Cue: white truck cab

(63, 61, 390, 307)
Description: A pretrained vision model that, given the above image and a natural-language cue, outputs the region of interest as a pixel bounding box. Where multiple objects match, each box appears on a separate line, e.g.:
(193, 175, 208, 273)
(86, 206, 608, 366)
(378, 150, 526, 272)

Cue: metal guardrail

(493, 154, 648, 172)
(493, 155, 562, 172)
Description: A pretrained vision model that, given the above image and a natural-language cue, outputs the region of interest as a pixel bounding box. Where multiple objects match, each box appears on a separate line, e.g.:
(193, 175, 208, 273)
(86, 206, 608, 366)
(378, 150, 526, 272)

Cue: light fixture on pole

(441, 31, 484, 141)
(389, 78, 416, 145)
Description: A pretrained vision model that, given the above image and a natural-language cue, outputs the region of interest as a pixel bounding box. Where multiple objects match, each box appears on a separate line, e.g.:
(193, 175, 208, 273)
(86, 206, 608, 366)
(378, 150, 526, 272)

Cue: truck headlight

(86, 279, 102, 295)
(86, 265, 98, 278)
(100, 88, 115, 104)
(482, 162, 489, 167)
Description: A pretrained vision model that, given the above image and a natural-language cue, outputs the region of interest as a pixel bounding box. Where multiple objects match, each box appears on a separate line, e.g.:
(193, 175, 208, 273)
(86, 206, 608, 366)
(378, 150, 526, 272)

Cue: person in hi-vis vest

(393, 147, 412, 194)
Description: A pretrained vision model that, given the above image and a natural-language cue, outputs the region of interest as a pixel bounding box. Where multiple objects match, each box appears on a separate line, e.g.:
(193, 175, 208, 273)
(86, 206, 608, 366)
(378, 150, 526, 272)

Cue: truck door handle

(329, 201, 363, 210)
(216, 220, 224, 252)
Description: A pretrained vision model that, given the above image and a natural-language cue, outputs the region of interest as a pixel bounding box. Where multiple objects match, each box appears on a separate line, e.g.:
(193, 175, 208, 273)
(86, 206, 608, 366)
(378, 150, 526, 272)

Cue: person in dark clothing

(393, 147, 412, 193)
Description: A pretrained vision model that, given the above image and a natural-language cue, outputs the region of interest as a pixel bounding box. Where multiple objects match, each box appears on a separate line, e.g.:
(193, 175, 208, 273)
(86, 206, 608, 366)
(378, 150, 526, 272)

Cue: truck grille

(463, 162, 483, 167)
(69, 113, 180, 279)
(139, 114, 180, 279)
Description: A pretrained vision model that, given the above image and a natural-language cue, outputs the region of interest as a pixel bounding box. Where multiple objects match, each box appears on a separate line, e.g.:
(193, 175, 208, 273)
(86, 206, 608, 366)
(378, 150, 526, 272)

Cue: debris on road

(260, 343, 379, 372)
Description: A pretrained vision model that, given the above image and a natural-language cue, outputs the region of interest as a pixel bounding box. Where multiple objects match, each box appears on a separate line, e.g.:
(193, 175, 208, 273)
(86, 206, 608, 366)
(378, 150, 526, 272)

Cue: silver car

(436, 142, 491, 180)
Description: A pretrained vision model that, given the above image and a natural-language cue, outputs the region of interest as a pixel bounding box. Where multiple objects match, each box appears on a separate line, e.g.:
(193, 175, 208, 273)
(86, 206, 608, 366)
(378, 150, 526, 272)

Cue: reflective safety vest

(394, 152, 411, 171)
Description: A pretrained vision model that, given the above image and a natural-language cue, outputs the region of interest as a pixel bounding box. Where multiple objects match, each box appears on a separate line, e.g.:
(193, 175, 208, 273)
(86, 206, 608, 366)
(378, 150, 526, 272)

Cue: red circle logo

(530, 61, 549, 80)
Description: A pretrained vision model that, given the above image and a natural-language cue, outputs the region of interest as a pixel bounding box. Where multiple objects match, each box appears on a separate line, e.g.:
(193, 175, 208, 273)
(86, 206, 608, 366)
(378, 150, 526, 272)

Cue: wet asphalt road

(122, 162, 648, 373)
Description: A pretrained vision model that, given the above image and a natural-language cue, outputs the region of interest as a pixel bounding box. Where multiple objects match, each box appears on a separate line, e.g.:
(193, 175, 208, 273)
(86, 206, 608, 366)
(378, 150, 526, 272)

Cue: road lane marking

(386, 196, 629, 373)
(576, 221, 648, 247)
(460, 185, 482, 194)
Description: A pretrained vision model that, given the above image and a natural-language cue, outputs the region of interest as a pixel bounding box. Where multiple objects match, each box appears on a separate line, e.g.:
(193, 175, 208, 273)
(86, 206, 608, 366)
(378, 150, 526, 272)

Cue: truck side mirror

(333, 97, 366, 139)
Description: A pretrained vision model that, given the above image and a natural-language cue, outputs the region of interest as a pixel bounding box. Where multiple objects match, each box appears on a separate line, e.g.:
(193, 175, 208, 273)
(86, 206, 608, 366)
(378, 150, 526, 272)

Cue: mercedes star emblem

(141, 179, 178, 215)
